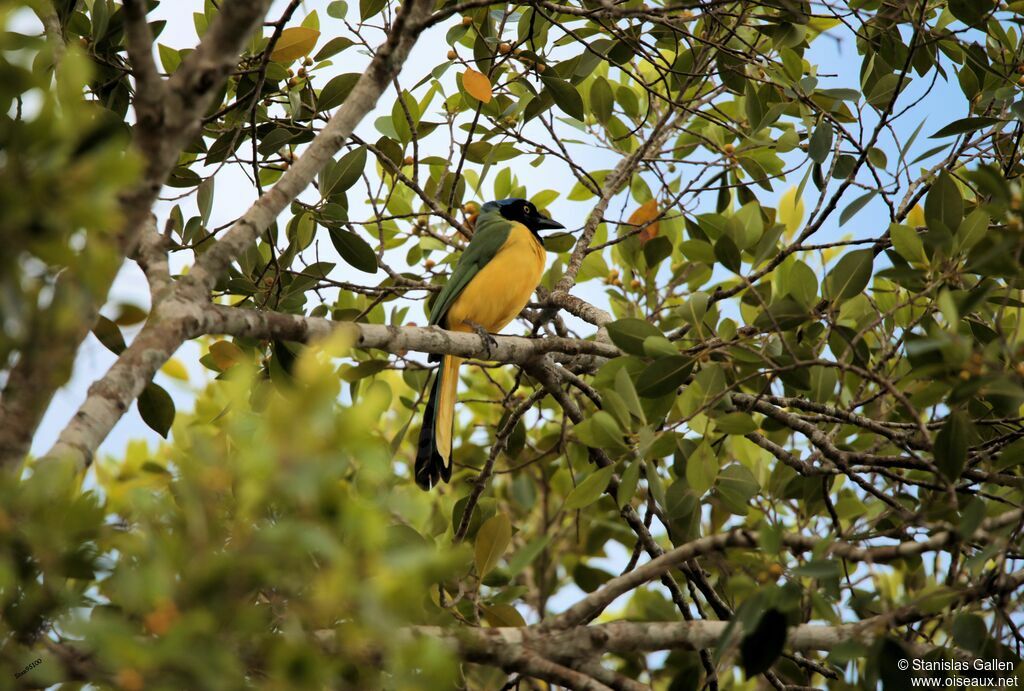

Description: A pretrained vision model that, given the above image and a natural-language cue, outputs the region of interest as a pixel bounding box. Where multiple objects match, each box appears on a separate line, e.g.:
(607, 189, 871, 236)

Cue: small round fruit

(304, 57, 313, 66)
(424, 259, 436, 269)
(630, 279, 642, 289)
(536, 62, 546, 73)
(723, 143, 735, 155)
(461, 16, 473, 26)
(447, 49, 457, 60)
(498, 42, 511, 54)
(403, 155, 415, 165)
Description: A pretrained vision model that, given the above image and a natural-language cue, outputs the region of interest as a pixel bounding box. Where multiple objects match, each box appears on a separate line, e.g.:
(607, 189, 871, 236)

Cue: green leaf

(318, 73, 360, 111)
(713, 412, 758, 435)
(197, 176, 214, 226)
(590, 76, 613, 124)
(955, 209, 988, 253)
(92, 316, 126, 355)
(685, 442, 718, 496)
(824, 249, 873, 301)
(606, 318, 663, 356)
(326, 1, 348, 19)
(866, 73, 905, 110)
(741, 608, 788, 678)
(643, 235, 672, 268)
(744, 82, 765, 132)
(574, 411, 626, 452)
(505, 535, 551, 578)
(935, 410, 972, 481)
(714, 234, 742, 273)
(929, 116, 1003, 139)
(360, 0, 386, 21)
(808, 121, 833, 164)
(617, 460, 640, 507)
(314, 36, 354, 61)
(329, 228, 378, 273)
(948, 0, 995, 26)
(793, 559, 841, 579)
(752, 297, 810, 331)
(952, 613, 988, 655)
(839, 191, 875, 226)
(924, 170, 962, 234)
(481, 603, 526, 627)
(636, 356, 693, 398)
(157, 43, 180, 73)
(542, 232, 575, 253)
(716, 463, 758, 515)
(542, 76, 584, 121)
(564, 465, 615, 511)
(324, 145, 367, 195)
(889, 223, 926, 264)
(573, 563, 613, 593)
(474, 514, 512, 577)
(138, 383, 175, 438)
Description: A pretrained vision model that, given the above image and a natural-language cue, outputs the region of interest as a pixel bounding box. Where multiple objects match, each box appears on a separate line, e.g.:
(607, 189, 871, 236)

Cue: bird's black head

(488, 198, 565, 234)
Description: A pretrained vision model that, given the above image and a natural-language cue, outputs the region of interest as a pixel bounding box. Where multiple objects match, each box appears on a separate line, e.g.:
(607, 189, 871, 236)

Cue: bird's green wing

(428, 211, 512, 326)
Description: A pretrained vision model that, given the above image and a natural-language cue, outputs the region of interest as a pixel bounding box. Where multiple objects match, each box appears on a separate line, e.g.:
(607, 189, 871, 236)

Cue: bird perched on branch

(415, 198, 566, 490)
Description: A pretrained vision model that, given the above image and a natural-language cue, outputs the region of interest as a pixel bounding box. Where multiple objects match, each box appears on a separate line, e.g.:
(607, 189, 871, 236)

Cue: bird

(414, 198, 566, 490)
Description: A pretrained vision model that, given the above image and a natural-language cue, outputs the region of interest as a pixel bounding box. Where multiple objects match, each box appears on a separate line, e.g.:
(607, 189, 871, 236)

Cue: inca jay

(415, 198, 565, 490)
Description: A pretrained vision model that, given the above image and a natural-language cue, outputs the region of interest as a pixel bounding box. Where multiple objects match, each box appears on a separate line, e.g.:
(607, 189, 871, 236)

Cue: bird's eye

(523, 203, 532, 214)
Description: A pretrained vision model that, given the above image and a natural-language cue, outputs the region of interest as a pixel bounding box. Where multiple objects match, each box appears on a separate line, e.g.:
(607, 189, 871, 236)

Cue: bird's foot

(463, 320, 498, 358)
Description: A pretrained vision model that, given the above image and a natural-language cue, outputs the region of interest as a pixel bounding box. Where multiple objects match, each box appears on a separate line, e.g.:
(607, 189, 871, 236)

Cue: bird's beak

(532, 215, 565, 231)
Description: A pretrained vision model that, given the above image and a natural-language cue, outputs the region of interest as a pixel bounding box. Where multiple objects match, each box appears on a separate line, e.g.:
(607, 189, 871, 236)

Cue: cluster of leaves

(2, 337, 463, 689)
(0, 7, 136, 365)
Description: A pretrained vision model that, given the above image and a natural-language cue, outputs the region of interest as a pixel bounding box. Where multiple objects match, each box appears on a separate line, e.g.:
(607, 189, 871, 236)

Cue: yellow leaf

(161, 358, 189, 382)
(209, 341, 245, 371)
(778, 186, 805, 240)
(462, 68, 492, 103)
(627, 199, 660, 244)
(270, 27, 320, 62)
(906, 203, 925, 228)
(474, 514, 511, 576)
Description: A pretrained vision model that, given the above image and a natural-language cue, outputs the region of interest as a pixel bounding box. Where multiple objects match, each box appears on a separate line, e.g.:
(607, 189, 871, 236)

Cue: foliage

(2, 0, 1024, 688)
(0, 8, 136, 365)
(5, 338, 462, 689)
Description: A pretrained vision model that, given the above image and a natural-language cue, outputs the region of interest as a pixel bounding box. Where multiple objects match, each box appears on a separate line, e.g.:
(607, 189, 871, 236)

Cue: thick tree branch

(202, 304, 619, 363)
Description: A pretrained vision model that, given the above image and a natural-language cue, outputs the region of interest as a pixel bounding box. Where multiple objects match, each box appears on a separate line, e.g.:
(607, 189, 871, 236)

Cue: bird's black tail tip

(414, 442, 451, 491)
(413, 364, 453, 491)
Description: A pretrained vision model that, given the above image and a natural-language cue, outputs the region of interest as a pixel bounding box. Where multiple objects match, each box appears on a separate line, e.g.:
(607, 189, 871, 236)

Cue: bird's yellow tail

(414, 355, 462, 490)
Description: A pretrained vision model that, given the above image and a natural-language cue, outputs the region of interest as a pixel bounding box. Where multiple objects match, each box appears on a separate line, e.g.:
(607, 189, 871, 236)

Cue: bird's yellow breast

(445, 223, 546, 334)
